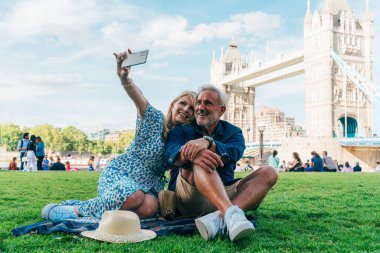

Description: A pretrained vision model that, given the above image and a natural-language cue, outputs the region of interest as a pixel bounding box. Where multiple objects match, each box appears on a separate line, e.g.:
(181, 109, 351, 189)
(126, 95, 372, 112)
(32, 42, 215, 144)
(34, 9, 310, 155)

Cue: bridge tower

(304, 0, 374, 138)
(210, 39, 256, 142)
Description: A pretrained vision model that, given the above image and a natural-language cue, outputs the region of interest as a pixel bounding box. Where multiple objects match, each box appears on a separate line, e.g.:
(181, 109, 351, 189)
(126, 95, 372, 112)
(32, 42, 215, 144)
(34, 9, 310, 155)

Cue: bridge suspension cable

(330, 49, 380, 100)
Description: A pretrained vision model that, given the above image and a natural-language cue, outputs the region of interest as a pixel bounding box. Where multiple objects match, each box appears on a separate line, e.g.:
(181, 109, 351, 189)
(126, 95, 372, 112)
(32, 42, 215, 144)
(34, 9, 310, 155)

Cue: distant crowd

(7, 132, 380, 173)
(7, 132, 111, 172)
(267, 150, 380, 173)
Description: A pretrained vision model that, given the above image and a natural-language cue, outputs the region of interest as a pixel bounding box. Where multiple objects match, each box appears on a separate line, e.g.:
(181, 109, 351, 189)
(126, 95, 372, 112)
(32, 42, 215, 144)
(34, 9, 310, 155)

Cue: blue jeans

(20, 152, 26, 170)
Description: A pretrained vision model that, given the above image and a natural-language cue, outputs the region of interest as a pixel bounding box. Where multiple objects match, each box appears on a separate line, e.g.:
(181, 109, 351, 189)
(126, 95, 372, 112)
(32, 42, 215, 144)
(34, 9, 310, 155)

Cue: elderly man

(166, 85, 278, 242)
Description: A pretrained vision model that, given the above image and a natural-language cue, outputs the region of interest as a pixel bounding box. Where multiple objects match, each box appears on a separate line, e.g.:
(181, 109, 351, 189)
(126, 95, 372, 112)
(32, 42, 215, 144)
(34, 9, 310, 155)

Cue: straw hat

(81, 210, 156, 243)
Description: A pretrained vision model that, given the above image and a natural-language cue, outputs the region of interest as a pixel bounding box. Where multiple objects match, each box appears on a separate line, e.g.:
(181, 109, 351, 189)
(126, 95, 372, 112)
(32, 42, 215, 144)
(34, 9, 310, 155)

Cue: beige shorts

(175, 172, 241, 217)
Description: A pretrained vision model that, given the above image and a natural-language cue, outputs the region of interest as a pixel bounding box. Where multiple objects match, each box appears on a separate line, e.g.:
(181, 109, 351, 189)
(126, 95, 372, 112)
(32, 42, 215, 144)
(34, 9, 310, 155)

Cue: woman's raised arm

(114, 50, 148, 119)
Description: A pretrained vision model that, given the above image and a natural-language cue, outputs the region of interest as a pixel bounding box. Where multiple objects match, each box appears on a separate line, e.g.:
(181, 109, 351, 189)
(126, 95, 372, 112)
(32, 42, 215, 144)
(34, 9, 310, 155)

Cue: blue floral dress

(62, 104, 167, 218)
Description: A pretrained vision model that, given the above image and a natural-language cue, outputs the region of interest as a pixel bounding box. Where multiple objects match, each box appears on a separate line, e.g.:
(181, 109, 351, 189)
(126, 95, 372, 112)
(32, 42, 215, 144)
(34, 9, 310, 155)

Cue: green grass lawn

(0, 171, 379, 253)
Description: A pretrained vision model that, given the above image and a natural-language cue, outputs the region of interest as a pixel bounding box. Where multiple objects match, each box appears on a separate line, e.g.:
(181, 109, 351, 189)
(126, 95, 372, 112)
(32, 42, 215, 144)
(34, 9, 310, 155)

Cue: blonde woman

(42, 50, 196, 221)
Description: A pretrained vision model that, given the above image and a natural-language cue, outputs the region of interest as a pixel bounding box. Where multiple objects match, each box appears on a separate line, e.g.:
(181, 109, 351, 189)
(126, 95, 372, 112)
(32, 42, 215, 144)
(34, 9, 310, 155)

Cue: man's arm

(166, 127, 223, 172)
(213, 128, 245, 168)
(165, 126, 189, 167)
(17, 140, 23, 151)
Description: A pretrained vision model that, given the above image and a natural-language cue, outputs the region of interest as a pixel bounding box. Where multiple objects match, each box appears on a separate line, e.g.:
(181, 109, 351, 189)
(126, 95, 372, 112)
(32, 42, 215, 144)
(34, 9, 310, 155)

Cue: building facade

(304, 0, 374, 138)
(210, 39, 256, 142)
(255, 106, 305, 142)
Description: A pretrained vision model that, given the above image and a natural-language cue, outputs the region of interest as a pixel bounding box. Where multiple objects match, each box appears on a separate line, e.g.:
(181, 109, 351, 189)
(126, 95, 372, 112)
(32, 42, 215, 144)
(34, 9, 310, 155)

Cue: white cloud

(0, 0, 98, 41)
(146, 12, 281, 51)
(0, 73, 87, 103)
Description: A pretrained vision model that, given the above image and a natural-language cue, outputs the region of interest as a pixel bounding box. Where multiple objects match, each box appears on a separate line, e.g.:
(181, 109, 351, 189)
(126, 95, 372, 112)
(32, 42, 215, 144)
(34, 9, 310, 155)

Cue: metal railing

(339, 137, 380, 146)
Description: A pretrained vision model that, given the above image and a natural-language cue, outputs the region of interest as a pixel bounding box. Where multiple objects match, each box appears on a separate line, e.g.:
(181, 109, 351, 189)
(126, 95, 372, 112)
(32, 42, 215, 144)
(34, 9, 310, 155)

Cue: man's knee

(258, 166, 278, 186)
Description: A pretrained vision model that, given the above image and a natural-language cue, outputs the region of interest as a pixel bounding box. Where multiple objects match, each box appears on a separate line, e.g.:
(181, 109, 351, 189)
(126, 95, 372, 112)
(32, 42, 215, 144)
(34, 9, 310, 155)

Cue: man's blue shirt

(165, 120, 245, 191)
(17, 139, 30, 153)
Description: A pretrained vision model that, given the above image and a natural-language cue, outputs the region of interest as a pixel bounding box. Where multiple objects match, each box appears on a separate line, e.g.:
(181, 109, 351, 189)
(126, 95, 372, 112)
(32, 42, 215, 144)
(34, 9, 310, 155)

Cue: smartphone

(121, 50, 149, 67)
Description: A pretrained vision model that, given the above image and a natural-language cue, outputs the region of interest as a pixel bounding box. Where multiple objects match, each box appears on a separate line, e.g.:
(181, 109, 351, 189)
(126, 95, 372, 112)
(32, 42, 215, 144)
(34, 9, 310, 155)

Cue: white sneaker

(195, 210, 224, 240)
(224, 205, 255, 242)
(41, 203, 78, 221)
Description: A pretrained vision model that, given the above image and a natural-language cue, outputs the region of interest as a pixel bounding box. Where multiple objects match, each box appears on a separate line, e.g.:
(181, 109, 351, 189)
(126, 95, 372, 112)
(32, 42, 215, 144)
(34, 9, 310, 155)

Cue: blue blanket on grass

(12, 215, 256, 237)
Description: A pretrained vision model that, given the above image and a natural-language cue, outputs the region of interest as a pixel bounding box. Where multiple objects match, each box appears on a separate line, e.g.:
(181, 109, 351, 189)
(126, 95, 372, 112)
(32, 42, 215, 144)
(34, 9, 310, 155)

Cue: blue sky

(0, 0, 379, 133)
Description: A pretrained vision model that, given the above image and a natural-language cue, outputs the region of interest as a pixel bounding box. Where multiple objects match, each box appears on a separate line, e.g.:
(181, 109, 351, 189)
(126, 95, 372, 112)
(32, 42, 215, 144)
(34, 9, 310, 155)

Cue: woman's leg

(120, 190, 145, 210)
(26, 152, 32, 172)
(134, 194, 158, 218)
(32, 154, 37, 172)
(37, 156, 43, 170)
(75, 175, 142, 218)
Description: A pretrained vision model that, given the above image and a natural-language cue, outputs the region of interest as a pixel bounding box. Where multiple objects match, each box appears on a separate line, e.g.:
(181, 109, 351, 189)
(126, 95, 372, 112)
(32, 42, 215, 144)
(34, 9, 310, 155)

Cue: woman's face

(171, 95, 194, 124)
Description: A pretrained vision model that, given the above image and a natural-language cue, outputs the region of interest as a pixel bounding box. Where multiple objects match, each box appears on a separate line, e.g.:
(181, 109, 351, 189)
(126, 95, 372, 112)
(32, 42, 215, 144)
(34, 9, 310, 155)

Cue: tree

(61, 126, 89, 152)
(88, 141, 113, 155)
(29, 124, 62, 152)
(0, 124, 23, 151)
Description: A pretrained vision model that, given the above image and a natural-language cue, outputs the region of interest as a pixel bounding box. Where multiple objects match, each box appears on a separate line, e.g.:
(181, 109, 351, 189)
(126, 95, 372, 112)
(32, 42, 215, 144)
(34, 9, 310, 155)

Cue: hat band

(94, 230, 147, 243)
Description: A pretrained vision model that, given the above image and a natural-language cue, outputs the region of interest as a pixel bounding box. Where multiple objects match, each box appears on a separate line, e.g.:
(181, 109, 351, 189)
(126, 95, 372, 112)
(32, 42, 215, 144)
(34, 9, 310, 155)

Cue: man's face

(195, 90, 226, 130)
(25, 134, 29, 139)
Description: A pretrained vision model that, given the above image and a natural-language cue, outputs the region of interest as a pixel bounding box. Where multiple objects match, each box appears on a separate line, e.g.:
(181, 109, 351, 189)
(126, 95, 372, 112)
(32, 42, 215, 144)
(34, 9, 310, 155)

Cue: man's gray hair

(198, 84, 228, 107)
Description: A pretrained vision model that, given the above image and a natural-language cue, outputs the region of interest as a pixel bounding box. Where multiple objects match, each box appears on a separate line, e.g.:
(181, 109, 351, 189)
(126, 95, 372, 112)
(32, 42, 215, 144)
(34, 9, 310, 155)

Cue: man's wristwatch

(203, 136, 214, 149)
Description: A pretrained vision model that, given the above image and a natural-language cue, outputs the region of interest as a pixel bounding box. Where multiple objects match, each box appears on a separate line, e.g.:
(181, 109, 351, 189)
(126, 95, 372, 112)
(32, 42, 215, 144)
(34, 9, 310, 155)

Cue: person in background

(65, 161, 78, 171)
(9, 157, 18, 170)
(375, 161, 380, 173)
(25, 135, 37, 172)
(310, 151, 323, 172)
(280, 160, 287, 172)
(48, 156, 55, 169)
(65, 161, 71, 171)
(50, 156, 66, 171)
(243, 161, 254, 171)
(333, 160, 341, 172)
(287, 152, 302, 172)
(353, 162, 362, 172)
(88, 156, 95, 171)
(35, 136, 45, 171)
(42, 155, 50, 171)
(304, 161, 313, 172)
(341, 162, 353, 172)
(267, 150, 280, 171)
(95, 155, 102, 171)
(16, 132, 30, 171)
(322, 151, 337, 172)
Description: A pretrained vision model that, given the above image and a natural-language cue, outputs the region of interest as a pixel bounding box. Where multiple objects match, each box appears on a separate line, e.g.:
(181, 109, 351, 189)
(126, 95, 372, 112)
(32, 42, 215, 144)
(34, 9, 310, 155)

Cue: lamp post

(245, 125, 251, 143)
(257, 124, 265, 166)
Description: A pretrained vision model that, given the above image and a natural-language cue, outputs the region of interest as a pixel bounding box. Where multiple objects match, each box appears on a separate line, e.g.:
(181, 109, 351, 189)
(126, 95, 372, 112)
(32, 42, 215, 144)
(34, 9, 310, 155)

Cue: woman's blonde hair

(163, 90, 197, 140)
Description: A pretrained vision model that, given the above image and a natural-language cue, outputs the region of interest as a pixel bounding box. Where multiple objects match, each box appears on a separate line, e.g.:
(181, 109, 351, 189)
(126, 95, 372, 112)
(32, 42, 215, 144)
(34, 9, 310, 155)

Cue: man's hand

(180, 138, 209, 161)
(192, 149, 224, 173)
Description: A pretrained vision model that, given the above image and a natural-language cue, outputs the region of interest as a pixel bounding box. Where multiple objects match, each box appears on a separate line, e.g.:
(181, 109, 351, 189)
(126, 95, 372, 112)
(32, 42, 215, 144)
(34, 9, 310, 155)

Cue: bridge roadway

(221, 49, 304, 87)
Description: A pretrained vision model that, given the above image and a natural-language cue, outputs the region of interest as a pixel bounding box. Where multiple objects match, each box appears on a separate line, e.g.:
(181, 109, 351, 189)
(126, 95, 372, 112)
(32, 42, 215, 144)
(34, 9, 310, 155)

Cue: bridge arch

(338, 116, 357, 138)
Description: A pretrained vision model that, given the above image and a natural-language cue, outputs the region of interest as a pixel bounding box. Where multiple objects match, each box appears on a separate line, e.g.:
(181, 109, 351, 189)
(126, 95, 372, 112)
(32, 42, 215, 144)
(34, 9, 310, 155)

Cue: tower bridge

(210, 0, 380, 171)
